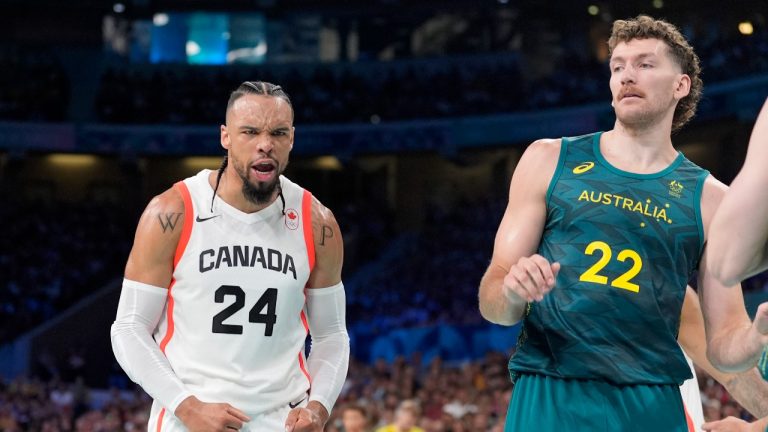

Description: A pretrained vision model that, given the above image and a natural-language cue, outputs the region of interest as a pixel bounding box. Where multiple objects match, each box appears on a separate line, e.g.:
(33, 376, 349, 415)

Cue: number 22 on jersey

(578, 241, 643, 293)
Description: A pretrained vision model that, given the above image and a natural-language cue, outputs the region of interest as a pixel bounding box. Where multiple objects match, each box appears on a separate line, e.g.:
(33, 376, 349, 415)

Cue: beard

(233, 158, 286, 205)
(615, 97, 676, 130)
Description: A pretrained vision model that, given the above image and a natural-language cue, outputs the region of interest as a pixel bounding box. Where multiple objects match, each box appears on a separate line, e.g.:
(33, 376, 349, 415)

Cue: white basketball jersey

(680, 351, 705, 432)
(151, 169, 315, 423)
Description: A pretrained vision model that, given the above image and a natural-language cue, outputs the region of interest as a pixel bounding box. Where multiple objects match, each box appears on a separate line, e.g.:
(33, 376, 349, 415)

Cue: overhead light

(739, 21, 754, 35)
(653, 0, 663, 8)
(113, 3, 125, 13)
(588, 5, 600, 16)
(153, 13, 169, 26)
(46, 154, 99, 168)
(186, 41, 201, 56)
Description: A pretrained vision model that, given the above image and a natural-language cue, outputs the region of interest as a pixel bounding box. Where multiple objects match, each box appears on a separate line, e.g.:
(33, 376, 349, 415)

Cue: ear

(220, 124, 230, 150)
(674, 74, 691, 101)
(289, 126, 295, 150)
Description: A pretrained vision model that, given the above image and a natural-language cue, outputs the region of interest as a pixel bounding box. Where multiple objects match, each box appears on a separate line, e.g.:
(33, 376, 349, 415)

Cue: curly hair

(608, 15, 702, 132)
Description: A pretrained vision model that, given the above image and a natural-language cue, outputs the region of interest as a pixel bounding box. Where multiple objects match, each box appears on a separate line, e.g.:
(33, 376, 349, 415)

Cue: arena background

(1, 0, 768, 430)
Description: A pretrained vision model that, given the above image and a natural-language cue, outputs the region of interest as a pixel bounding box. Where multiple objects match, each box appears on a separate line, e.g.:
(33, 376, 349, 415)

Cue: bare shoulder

(522, 138, 563, 162)
(310, 195, 342, 248)
(125, 186, 186, 285)
(146, 187, 185, 218)
(308, 195, 343, 287)
(701, 174, 729, 236)
(508, 138, 562, 195)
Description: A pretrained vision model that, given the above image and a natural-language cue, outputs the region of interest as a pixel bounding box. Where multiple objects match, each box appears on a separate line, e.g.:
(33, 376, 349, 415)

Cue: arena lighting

(739, 21, 754, 35)
(588, 5, 600, 16)
(153, 13, 169, 26)
(181, 156, 222, 170)
(46, 154, 99, 168)
(113, 2, 125, 13)
(652, 0, 663, 8)
(186, 40, 201, 56)
(314, 156, 343, 170)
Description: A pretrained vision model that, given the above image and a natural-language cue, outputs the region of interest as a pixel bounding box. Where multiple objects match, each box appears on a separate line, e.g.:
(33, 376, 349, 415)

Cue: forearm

(751, 417, 768, 432)
(708, 324, 764, 373)
(306, 283, 350, 413)
(724, 369, 768, 417)
(110, 279, 192, 412)
(479, 265, 527, 325)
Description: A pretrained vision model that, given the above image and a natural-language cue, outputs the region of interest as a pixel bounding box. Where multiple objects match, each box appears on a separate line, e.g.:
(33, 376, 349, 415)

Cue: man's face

(220, 94, 294, 205)
(609, 38, 689, 129)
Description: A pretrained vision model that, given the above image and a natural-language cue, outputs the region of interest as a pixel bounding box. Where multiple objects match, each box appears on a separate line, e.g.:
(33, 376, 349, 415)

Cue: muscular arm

(287, 197, 349, 431)
(699, 177, 768, 372)
(478, 139, 560, 325)
(709, 99, 768, 285)
(113, 188, 250, 430)
(703, 416, 768, 432)
(123, 188, 184, 286)
(679, 286, 768, 417)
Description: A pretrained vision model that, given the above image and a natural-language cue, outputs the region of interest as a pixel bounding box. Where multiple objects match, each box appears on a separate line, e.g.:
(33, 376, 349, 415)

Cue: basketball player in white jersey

(111, 81, 350, 432)
(678, 286, 768, 431)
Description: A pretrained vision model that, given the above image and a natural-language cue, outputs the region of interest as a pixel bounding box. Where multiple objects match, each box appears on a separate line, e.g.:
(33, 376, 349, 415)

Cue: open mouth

(252, 160, 277, 181)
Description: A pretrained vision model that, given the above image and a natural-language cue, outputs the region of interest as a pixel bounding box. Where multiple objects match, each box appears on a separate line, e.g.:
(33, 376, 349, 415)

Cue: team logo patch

(285, 208, 300, 230)
(668, 180, 684, 198)
(573, 162, 595, 174)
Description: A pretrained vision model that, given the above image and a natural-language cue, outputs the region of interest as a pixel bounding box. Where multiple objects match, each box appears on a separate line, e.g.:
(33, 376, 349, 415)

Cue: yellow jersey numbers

(578, 241, 642, 293)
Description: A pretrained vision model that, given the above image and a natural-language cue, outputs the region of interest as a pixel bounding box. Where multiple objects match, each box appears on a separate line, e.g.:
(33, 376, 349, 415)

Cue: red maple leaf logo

(288, 211, 297, 220)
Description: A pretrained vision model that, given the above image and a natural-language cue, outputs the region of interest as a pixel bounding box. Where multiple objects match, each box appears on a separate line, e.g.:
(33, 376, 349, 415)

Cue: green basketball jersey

(509, 132, 709, 385)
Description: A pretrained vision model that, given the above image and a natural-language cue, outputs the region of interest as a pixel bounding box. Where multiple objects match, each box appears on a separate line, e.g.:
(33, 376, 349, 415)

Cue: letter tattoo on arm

(320, 225, 333, 246)
(158, 213, 182, 233)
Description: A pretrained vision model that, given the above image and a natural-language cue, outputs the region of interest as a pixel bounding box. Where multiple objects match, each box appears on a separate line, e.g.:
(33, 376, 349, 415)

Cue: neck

(601, 118, 678, 173)
(209, 168, 279, 214)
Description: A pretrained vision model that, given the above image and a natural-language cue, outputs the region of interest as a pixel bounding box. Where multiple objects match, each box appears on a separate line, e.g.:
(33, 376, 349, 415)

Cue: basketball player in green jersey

(478, 16, 768, 431)
(700, 101, 768, 432)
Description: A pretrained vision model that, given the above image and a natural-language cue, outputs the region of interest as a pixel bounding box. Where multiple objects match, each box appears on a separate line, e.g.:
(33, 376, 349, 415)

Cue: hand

(754, 302, 768, 338)
(746, 303, 768, 359)
(175, 396, 251, 432)
(702, 416, 757, 432)
(285, 401, 328, 432)
(503, 254, 560, 303)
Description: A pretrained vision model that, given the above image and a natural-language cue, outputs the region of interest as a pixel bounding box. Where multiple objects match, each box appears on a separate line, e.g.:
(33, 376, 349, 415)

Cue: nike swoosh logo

(196, 215, 220, 222)
(288, 396, 306, 409)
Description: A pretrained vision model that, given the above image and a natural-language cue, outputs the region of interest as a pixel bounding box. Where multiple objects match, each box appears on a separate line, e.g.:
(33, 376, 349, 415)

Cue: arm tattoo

(157, 213, 182, 233)
(320, 225, 334, 246)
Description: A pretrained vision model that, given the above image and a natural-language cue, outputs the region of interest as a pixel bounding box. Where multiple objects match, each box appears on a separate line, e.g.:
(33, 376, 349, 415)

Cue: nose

(620, 64, 636, 85)
(255, 135, 275, 154)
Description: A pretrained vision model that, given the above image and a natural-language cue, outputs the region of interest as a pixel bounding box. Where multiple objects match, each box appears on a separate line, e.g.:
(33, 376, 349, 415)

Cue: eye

(640, 63, 653, 69)
(272, 130, 288, 136)
(611, 65, 624, 73)
(243, 129, 257, 135)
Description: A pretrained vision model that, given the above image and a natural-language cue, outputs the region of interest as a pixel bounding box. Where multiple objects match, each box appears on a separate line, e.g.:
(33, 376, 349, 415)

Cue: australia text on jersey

(199, 245, 298, 280)
(577, 189, 673, 224)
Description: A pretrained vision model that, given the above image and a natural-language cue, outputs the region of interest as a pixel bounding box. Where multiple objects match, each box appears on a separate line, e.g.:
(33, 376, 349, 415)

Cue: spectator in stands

(342, 404, 373, 432)
(376, 399, 425, 432)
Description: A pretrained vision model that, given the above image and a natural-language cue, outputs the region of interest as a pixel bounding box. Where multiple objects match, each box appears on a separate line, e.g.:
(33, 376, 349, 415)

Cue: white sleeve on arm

(110, 278, 192, 413)
(305, 282, 350, 412)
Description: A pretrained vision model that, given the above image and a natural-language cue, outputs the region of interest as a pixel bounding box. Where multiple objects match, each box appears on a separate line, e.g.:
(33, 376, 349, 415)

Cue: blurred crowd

(1, 16, 767, 125)
(0, 200, 134, 344)
(0, 352, 757, 432)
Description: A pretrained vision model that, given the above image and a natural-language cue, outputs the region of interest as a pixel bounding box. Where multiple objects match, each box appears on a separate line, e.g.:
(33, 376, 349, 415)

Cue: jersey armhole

(172, 181, 194, 269)
(301, 190, 316, 274)
(545, 138, 568, 208)
(693, 170, 709, 260)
